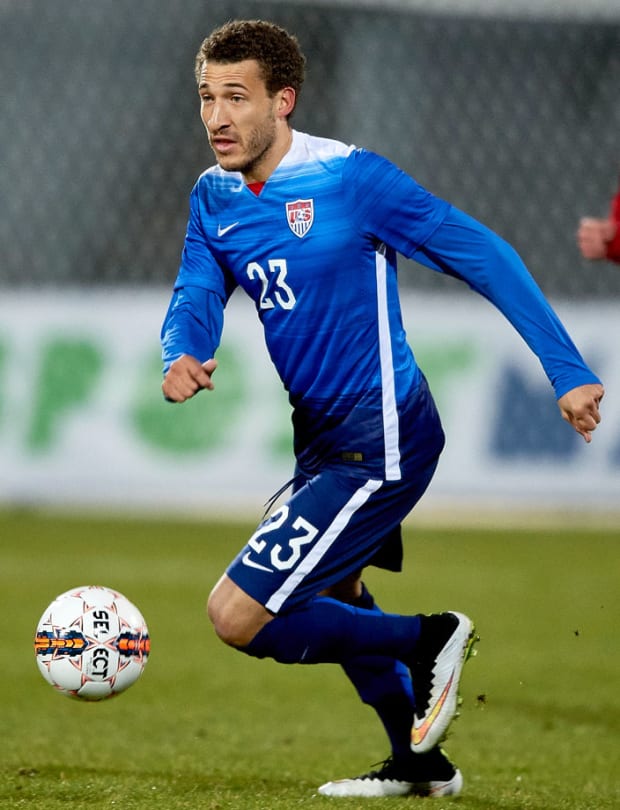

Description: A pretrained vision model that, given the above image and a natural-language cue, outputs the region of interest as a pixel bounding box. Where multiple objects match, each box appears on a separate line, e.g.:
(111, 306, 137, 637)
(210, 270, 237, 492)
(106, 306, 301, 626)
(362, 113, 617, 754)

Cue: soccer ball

(34, 585, 150, 701)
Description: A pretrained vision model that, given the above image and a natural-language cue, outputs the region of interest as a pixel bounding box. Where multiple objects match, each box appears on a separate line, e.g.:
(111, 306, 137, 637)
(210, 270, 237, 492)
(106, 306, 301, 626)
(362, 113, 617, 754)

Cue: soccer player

(577, 178, 620, 264)
(161, 20, 604, 798)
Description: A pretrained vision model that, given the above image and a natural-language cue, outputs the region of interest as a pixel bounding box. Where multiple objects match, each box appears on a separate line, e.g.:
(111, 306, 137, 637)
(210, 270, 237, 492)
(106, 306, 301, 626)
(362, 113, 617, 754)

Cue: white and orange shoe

(317, 749, 463, 798)
(410, 611, 477, 754)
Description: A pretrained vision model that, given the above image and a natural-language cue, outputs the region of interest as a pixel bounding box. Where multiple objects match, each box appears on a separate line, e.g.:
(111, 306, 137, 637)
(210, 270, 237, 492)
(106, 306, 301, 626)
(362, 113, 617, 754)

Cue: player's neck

(242, 126, 293, 185)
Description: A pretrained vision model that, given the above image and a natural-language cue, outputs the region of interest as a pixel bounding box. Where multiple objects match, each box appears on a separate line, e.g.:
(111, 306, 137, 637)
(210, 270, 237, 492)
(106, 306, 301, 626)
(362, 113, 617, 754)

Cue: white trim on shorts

(265, 478, 383, 613)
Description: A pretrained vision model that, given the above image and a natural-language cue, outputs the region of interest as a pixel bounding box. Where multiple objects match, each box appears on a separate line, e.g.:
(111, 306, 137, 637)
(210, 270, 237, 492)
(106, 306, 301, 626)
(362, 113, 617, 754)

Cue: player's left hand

(557, 383, 604, 443)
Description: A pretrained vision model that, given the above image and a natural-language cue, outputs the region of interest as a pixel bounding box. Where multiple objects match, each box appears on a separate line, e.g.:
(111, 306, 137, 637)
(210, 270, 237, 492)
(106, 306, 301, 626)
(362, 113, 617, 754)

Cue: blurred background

(1, 0, 619, 520)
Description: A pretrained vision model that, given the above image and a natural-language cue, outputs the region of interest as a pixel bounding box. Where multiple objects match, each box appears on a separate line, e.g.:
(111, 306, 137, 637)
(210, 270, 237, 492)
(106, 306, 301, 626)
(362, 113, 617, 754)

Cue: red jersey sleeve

(605, 185, 620, 263)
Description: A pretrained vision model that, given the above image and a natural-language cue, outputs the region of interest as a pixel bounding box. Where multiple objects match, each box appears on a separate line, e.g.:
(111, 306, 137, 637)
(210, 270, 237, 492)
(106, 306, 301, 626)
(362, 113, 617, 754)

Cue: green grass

(1, 510, 618, 809)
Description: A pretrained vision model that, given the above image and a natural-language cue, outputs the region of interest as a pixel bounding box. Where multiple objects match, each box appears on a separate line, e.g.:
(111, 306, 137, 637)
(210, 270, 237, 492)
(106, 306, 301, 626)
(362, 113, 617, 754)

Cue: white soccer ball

(34, 585, 150, 701)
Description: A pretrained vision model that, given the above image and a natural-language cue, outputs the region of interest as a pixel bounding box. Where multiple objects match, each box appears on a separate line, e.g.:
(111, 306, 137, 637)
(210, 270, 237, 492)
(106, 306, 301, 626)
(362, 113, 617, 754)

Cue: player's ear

(277, 86, 296, 119)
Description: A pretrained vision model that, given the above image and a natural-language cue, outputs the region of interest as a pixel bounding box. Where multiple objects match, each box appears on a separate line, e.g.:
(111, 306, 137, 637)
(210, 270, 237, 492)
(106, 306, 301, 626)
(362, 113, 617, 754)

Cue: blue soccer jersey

(161, 130, 600, 482)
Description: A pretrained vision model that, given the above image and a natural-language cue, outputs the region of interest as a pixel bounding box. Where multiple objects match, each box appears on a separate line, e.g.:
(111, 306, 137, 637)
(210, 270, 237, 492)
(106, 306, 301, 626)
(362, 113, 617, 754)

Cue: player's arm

(161, 179, 237, 403)
(557, 384, 603, 444)
(161, 285, 224, 402)
(162, 355, 218, 403)
(346, 151, 604, 440)
(410, 208, 604, 440)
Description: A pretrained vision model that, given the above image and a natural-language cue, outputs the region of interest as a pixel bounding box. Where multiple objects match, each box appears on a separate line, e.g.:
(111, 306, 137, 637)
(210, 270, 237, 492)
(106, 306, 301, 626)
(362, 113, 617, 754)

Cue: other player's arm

(607, 186, 620, 262)
(576, 217, 617, 261)
(577, 184, 620, 264)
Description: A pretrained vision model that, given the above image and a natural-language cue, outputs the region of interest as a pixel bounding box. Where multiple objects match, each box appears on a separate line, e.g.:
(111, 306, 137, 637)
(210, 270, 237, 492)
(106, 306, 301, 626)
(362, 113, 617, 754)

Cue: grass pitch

(0, 510, 618, 809)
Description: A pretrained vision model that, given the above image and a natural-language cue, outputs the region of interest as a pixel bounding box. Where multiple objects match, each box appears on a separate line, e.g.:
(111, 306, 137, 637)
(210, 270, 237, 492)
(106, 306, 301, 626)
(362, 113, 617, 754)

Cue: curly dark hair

(195, 20, 306, 104)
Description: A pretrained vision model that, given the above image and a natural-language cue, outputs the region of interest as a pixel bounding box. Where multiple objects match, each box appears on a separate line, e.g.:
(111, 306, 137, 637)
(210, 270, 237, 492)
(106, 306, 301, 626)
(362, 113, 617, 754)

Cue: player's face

(198, 59, 293, 182)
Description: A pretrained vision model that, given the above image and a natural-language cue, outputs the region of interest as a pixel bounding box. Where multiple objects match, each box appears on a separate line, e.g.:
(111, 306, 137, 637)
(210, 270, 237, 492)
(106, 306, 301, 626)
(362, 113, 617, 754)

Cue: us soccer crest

(286, 199, 314, 238)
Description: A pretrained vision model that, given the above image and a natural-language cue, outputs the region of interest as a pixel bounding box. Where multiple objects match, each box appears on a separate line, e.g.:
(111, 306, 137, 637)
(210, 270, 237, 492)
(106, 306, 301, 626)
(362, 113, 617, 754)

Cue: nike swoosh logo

(241, 552, 273, 573)
(411, 671, 454, 747)
(217, 222, 240, 237)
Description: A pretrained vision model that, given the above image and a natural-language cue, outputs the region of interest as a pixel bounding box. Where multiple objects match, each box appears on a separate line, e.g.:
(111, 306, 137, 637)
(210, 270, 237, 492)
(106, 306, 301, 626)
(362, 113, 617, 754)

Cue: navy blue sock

(341, 584, 415, 760)
(243, 595, 421, 665)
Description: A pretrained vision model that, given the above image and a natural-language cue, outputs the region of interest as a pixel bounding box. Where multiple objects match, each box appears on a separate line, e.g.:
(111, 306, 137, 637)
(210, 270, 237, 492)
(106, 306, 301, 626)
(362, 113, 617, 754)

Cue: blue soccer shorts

(226, 452, 440, 615)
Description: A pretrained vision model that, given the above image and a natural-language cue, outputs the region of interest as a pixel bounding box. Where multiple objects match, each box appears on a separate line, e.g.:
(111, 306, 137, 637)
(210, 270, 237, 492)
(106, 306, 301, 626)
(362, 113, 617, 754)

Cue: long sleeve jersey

(161, 130, 600, 478)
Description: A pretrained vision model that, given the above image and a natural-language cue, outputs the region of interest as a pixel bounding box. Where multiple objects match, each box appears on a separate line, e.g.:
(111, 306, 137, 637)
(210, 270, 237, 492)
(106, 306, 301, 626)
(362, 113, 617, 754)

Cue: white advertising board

(0, 289, 618, 518)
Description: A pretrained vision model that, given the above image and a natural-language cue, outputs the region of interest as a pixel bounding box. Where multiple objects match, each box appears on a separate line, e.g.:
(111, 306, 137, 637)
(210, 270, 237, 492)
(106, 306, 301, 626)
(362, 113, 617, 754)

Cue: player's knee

(207, 580, 270, 648)
(207, 604, 250, 647)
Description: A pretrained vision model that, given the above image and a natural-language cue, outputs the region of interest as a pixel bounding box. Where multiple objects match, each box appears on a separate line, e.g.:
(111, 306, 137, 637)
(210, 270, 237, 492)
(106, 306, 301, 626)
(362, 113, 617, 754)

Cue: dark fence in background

(2, 0, 619, 297)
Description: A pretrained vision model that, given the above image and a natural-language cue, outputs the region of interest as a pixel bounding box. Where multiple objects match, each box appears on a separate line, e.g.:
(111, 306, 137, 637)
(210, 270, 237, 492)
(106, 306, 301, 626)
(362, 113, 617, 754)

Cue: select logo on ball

(34, 585, 150, 701)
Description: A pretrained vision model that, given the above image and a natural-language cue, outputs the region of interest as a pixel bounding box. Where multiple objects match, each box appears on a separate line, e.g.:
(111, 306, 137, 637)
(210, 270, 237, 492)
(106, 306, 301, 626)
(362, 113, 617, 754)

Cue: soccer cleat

(410, 611, 477, 753)
(317, 749, 463, 798)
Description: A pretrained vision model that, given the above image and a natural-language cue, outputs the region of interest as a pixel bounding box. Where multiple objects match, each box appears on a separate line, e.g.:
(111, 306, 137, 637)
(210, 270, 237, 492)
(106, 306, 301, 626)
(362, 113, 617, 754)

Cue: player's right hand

(162, 355, 218, 402)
